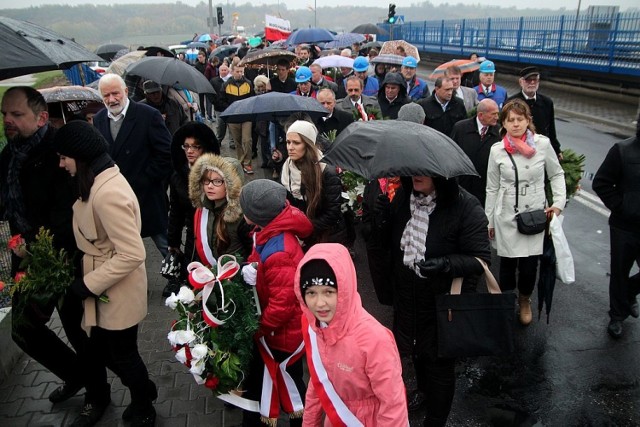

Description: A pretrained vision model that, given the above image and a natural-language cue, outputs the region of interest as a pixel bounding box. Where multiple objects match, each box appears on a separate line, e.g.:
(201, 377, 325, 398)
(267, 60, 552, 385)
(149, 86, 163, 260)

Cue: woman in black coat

(164, 122, 220, 296)
(368, 176, 490, 427)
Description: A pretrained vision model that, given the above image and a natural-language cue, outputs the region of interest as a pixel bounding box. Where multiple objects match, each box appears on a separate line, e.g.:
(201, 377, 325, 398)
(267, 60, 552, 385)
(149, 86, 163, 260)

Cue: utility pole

(208, 0, 215, 34)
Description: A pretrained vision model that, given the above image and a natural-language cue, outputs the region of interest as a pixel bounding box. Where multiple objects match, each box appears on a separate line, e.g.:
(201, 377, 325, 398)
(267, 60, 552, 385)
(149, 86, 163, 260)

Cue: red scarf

(503, 130, 536, 158)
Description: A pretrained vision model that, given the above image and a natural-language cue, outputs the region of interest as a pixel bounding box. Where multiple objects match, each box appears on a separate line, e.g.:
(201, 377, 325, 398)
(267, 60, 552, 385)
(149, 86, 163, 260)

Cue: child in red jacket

(240, 179, 313, 426)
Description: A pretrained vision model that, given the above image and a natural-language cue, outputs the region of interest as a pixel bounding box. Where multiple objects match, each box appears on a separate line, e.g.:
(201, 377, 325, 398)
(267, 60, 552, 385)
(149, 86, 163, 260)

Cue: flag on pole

(265, 14, 291, 41)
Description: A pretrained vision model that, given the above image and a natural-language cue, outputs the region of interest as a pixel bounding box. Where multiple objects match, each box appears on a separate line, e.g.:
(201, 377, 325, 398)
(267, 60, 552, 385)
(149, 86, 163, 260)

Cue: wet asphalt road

(353, 116, 640, 426)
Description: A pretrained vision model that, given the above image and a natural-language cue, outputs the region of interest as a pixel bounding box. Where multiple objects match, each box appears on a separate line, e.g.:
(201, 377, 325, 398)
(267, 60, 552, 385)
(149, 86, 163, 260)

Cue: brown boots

(518, 294, 533, 326)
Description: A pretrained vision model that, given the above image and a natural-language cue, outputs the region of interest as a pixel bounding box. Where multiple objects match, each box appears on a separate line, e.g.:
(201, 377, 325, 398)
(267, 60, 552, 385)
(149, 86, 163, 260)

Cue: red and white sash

(194, 207, 217, 267)
(302, 316, 364, 427)
(257, 337, 305, 424)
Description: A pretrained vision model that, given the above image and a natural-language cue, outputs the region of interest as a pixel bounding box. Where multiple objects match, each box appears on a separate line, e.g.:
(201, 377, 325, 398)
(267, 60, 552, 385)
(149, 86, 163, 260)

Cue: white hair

(98, 73, 126, 92)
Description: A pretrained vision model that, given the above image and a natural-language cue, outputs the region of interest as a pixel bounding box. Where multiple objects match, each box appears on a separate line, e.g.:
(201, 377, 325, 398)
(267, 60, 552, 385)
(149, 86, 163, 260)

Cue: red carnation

(205, 376, 219, 390)
(0, 281, 5, 292)
(14, 271, 26, 283)
(7, 234, 24, 251)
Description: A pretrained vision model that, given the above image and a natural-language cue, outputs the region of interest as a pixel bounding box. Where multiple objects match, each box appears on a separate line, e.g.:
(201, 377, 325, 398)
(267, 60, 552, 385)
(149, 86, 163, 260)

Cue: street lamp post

(314, 0, 317, 27)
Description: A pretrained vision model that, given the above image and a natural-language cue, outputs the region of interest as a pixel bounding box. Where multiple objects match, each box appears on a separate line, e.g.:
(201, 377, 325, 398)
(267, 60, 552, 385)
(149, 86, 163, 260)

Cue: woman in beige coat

(485, 99, 566, 326)
(55, 121, 156, 427)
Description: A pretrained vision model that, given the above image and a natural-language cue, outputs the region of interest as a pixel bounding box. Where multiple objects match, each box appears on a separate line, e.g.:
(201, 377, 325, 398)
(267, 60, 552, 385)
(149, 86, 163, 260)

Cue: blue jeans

(149, 232, 168, 259)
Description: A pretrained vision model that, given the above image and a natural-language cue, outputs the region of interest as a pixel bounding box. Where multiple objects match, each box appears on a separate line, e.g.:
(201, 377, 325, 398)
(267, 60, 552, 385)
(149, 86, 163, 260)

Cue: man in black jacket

(377, 72, 411, 120)
(0, 86, 85, 404)
(593, 115, 640, 339)
(450, 98, 501, 207)
(507, 66, 562, 158)
(418, 77, 467, 136)
(314, 88, 354, 140)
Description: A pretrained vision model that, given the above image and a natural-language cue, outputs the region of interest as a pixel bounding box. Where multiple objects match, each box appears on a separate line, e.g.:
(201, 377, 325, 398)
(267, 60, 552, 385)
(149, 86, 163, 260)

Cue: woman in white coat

(55, 121, 156, 427)
(485, 99, 566, 326)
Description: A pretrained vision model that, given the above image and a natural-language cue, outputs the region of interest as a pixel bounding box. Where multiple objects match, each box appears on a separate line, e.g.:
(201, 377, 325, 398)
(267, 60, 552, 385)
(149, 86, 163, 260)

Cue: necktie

(480, 126, 488, 140)
(484, 86, 491, 96)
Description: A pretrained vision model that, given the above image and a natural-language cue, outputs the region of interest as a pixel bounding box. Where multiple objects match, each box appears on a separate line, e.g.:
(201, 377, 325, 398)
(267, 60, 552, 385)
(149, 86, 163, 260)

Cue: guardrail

(378, 12, 640, 77)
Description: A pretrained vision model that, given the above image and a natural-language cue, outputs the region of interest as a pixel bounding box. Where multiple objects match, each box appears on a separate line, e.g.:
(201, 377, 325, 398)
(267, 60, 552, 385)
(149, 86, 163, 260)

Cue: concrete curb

(0, 308, 22, 382)
(555, 108, 636, 136)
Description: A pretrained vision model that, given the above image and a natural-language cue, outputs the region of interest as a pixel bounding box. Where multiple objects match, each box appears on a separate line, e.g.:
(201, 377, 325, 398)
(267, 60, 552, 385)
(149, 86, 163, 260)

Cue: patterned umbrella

(429, 59, 480, 79)
(380, 40, 420, 61)
(325, 33, 366, 49)
(39, 85, 102, 103)
(238, 49, 296, 67)
(106, 50, 147, 75)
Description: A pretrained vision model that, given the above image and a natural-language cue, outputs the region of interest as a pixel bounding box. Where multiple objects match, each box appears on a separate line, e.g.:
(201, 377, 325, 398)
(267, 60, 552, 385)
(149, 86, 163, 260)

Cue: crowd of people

(1, 31, 639, 427)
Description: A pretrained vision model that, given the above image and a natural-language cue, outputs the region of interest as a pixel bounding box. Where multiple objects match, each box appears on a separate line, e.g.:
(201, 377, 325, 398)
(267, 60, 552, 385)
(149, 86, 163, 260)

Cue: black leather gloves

(416, 257, 451, 276)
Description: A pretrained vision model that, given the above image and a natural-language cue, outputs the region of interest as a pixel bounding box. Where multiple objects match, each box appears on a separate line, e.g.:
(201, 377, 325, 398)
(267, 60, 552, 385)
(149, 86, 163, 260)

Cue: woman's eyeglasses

(202, 179, 224, 187)
(182, 144, 202, 151)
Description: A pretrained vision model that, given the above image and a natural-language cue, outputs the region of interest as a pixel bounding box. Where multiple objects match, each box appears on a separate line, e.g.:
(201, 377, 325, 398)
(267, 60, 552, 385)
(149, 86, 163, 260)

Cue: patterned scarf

(400, 191, 437, 275)
(503, 129, 536, 158)
(2, 125, 48, 235)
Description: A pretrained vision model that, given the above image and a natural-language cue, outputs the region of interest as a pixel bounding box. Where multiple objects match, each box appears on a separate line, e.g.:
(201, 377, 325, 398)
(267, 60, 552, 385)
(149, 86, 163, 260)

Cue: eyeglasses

(182, 144, 202, 151)
(202, 179, 224, 187)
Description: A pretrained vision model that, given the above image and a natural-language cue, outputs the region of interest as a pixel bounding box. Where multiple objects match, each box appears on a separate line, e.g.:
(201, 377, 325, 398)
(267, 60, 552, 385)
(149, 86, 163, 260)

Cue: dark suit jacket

(418, 95, 467, 136)
(93, 101, 172, 237)
(450, 117, 501, 207)
(314, 108, 355, 138)
(508, 92, 561, 154)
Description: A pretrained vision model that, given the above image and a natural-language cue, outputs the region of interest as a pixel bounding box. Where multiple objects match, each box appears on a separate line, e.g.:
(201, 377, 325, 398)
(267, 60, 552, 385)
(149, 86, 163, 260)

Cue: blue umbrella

(325, 33, 366, 49)
(187, 41, 208, 50)
(220, 92, 328, 123)
(286, 28, 334, 45)
(198, 33, 213, 42)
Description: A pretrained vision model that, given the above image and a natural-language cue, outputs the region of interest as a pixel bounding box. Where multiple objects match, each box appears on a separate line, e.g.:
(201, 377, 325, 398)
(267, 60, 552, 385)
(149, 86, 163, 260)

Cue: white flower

(168, 329, 196, 346)
(189, 359, 206, 376)
(175, 346, 189, 365)
(191, 343, 209, 360)
(165, 292, 179, 309)
(177, 286, 195, 304)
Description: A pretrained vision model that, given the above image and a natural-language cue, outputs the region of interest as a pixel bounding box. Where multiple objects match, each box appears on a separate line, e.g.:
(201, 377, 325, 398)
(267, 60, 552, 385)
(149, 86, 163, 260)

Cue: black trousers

(241, 344, 305, 426)
(499, 256, 539, 295)
(82, 324, 153, 405)
(413, 353, 456, 427)
(11, 286, 86, 387)
(609, 226, 640, 320)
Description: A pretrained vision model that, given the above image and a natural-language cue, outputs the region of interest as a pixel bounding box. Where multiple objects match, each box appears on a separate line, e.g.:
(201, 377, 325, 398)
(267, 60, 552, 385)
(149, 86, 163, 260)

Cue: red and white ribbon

(194, 208, 217, 267)
(302, 316, 363, 427)
(187, 255, 240, 327)
(258, 337, 305, 421)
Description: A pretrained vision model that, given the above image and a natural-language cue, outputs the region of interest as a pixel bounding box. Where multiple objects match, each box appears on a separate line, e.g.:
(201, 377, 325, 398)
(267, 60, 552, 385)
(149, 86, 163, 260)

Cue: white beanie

(286, 120, 318, 145)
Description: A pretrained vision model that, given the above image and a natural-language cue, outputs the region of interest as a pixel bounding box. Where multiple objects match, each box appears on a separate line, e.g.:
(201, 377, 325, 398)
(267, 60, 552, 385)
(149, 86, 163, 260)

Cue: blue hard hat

(401, 56, 418, 68)
(479, 60, 496, 73)
(295, 66, 312, 83)
(353, 56, 369, 72)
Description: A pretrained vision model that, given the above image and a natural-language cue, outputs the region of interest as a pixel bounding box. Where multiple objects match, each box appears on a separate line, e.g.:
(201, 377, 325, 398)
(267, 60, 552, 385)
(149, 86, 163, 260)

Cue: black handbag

(506, 152, 547, 235)
(436, 258, 516, 358)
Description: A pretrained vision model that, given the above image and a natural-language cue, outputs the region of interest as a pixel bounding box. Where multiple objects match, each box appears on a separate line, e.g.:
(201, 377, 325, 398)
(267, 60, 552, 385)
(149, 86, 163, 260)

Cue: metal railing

(379, 12, 640, 77)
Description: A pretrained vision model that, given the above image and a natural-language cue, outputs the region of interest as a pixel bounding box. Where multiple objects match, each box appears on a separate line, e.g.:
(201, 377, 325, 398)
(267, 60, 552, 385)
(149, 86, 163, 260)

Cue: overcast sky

(0, 0, 636, 11)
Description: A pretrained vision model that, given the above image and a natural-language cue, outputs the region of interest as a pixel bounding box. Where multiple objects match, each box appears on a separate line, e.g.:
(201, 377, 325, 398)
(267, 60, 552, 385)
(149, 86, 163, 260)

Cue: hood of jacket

(171, 121, 220, 175)
(255, 202, 313, 245)
(378, 72, 407, 98)
(188, 153, 244, 224)
(294, 243, 363, 345)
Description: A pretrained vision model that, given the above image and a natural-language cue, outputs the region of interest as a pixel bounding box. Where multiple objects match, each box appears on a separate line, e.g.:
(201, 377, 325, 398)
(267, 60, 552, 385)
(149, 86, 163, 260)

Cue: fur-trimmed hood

(188, 153, 244, 224)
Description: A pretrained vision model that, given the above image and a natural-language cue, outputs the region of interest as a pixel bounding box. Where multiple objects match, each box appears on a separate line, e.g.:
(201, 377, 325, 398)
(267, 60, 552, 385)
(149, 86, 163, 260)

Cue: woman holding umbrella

(485, 99, 566, 326)
(368, 174, 490, 426)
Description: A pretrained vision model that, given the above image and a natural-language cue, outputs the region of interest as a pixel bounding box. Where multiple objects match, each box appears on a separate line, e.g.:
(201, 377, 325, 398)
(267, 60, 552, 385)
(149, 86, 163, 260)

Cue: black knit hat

(54, 121, 109, 162)
(300, 259, 338, 292)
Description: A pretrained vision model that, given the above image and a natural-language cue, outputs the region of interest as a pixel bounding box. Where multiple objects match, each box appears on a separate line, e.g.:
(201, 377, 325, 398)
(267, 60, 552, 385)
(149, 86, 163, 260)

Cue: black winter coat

(0, 125, 77, 275)
(418, 95, 467, 137)
(367, 179, 490, 358)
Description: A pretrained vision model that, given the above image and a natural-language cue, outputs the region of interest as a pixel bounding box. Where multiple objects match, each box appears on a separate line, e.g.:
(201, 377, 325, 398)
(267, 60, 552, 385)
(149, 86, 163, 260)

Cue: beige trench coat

(485, 134, 566, 258)
(72, 166, 147, 331)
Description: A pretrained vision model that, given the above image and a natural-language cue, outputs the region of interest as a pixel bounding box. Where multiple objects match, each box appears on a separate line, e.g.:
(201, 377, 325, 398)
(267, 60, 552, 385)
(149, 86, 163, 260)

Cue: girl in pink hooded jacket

(294, 243, 408, 426)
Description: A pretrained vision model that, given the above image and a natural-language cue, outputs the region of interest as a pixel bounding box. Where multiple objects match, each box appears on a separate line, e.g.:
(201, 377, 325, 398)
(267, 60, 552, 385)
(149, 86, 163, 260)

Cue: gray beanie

(398, 103, 426, 124)
(240, 179, 287, 227)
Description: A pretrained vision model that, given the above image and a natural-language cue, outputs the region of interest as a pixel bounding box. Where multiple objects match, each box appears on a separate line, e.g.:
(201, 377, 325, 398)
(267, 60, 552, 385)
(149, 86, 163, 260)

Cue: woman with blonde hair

(280, 120, 346, 247)
(485, 98, 566, 325)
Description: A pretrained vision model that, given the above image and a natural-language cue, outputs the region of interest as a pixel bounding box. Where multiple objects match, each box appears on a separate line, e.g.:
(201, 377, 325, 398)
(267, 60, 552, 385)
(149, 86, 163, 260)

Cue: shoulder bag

(506, 152, 547, 235)
(436, 258, 516, 358)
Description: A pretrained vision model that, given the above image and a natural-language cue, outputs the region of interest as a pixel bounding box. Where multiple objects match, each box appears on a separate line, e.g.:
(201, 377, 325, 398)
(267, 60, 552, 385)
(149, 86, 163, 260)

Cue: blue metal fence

(379, 12, 640, 77)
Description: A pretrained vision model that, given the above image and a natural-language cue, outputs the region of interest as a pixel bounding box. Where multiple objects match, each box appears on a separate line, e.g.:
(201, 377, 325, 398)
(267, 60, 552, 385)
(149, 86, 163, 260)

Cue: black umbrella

(142, 46, 174, 57)
(220, 92, 328, 124)
(537, 234, 557, 324)
(0, 16, 103, 80)
(322, 121, 478, 179)
(125, 57, 215, 94)
(210, 44, 240, 61)
(351, 23, 388, 36)
(95, 43, 128, 61)
(187, 41, 208, 50)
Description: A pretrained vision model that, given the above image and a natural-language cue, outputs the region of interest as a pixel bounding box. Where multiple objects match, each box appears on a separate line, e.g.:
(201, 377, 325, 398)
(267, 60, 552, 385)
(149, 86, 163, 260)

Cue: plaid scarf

(400, 191, 436, 276)
(1, 125, 48, 235)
